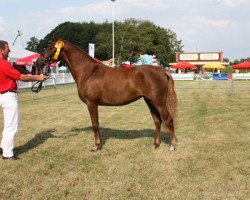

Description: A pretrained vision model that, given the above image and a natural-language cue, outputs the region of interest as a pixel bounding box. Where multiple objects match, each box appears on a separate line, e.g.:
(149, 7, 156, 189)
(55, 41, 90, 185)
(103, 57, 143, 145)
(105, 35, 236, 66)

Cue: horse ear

(164, 70, 171, 80)
(52, 34, 60, 41)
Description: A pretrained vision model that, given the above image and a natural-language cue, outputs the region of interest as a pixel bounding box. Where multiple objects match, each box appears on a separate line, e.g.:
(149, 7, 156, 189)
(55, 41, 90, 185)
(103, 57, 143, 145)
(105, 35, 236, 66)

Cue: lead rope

(31, 80, 44, 93)
(31, 67, 51, 93)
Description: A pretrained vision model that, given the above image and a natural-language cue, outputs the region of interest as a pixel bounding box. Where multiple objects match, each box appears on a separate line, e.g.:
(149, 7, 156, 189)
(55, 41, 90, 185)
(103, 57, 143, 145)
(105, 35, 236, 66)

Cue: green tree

(35, 21, 100, 54)
(223, 58, 229, 63)
(95, 18, 183, 66)
(29, 19, 183, 67)
(26, 36, 40, 52)
(94, 21, 113, 61)
(230, 57, 250, 66)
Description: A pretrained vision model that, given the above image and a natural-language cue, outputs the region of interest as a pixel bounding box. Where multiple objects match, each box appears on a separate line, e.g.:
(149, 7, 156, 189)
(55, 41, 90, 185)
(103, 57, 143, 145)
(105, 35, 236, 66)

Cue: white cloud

(16, 1, 111, 41)
(220, 0, 248, 7)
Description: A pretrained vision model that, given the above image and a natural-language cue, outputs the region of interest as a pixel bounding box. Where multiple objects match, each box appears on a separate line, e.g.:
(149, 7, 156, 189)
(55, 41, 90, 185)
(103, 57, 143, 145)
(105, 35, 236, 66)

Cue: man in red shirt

(0, 40, 47, 160)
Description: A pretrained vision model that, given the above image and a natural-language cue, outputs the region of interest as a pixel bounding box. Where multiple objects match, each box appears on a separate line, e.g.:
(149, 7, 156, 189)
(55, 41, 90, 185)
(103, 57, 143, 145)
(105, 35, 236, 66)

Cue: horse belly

(99, 81, 142, 106)
(100, 89, 141, 106)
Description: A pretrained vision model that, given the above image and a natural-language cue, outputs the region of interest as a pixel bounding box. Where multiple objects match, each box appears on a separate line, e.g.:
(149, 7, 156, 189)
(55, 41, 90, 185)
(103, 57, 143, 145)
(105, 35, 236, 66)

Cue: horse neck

(61, 44, 96, 85)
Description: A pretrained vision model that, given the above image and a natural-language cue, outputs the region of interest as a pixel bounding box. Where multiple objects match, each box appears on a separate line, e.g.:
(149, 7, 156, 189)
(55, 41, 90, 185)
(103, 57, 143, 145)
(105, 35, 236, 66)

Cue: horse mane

(62, 40, 98, 63)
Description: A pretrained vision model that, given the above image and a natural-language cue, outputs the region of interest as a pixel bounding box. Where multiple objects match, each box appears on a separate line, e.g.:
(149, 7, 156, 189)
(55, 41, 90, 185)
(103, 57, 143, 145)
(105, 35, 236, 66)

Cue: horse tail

(165, 71, 178, 127)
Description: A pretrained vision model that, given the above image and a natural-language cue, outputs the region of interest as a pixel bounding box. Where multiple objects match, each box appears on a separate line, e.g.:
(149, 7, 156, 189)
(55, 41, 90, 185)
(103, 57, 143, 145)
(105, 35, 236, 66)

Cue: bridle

(31, 40, 65, 93)
(31, 65, 51, 93)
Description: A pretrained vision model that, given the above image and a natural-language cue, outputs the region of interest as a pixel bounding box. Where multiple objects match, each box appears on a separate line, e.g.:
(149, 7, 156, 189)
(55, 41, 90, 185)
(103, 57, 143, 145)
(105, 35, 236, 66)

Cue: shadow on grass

(15, 129, 57, 156)
(71, 126, 169, 147)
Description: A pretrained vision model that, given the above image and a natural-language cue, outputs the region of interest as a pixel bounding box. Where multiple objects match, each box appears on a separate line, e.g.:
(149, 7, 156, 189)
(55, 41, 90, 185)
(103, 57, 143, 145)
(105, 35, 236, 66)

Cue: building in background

(170, 52, 229, 73)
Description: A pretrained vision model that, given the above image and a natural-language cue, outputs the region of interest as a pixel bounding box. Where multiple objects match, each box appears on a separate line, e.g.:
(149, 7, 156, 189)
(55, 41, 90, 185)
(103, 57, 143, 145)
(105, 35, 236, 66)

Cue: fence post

(53, 77, 57, 95)
(32, 92, 35, 100)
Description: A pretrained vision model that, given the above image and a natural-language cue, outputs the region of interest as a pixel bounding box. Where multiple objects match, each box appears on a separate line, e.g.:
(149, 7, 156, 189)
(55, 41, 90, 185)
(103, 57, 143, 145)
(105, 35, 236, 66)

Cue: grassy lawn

(0, 81, 249, 200)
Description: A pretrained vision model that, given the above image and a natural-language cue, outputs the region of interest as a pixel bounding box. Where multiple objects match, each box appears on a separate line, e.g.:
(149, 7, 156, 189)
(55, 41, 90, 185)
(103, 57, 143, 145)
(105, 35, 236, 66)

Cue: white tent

(9, 45, 36, 63)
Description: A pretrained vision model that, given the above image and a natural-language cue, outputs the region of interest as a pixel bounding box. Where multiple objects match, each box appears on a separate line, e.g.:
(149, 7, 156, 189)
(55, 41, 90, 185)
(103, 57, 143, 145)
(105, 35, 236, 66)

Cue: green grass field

(0, 81, 249, 200)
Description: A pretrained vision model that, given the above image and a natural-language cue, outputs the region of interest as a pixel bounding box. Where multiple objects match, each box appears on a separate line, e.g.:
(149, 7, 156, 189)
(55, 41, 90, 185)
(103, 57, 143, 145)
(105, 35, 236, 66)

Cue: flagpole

(111, 0, 115, 68)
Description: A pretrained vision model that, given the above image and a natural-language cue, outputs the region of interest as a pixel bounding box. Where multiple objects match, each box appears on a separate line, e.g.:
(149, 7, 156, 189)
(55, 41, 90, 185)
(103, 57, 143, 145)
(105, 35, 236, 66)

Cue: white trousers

(0, 92, 19, 157)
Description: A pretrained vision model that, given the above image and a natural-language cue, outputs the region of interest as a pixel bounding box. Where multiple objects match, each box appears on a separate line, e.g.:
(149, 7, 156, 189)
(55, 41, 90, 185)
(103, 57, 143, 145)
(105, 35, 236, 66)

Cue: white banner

(88, 43, 95, 58)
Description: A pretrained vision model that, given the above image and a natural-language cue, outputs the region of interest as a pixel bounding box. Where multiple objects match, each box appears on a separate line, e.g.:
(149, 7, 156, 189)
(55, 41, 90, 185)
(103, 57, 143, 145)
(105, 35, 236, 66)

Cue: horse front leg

(87, 102, 102, 151)
(144, 98, 162, 148)
(152, 114, 162, 148)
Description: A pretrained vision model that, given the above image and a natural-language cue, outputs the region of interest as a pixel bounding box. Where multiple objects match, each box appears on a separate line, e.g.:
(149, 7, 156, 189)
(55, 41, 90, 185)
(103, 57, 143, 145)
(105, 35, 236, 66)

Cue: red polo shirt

(0, 58, 21, 92)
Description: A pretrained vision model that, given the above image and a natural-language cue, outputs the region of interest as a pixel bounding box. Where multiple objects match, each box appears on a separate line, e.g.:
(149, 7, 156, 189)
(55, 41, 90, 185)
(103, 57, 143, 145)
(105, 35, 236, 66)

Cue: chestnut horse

(36, 39, 177, 151)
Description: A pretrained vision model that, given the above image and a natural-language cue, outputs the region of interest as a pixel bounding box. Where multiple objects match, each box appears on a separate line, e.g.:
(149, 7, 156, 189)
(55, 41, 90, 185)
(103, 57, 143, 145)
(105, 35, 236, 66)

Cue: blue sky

(0, 0, 249, 61)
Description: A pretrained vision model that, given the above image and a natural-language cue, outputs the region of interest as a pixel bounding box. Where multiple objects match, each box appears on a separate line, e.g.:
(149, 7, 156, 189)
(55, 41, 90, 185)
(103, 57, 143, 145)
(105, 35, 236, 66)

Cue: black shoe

(2, 155, 20, 160)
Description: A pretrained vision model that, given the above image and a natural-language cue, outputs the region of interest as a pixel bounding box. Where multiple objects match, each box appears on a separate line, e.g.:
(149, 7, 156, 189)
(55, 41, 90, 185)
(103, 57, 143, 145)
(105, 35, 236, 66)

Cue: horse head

(34, 40, 65, 70)
(44, 40, 64, 63)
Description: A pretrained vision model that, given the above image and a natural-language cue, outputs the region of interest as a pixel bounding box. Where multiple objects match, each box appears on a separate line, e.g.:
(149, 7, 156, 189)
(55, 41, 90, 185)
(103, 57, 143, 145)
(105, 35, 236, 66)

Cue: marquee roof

(9, 45, 36, 63)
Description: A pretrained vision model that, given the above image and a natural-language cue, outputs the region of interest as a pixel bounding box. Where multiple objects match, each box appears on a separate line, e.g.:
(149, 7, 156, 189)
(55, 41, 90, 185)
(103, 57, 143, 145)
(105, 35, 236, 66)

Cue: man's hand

(39, 74, 48, 81)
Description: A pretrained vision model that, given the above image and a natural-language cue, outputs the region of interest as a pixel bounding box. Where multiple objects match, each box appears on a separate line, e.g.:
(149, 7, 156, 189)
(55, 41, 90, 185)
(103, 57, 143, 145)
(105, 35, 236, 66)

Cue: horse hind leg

(87, 102, 102, 151)
(166, 115, 176, 151)
(144, 98, 162, 148)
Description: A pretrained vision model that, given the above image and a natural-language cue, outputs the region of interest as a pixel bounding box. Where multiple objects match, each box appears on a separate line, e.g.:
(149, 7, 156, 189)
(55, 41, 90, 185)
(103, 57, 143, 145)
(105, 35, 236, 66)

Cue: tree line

(26, 18, 250, 67)
(26, 19, 183, 66)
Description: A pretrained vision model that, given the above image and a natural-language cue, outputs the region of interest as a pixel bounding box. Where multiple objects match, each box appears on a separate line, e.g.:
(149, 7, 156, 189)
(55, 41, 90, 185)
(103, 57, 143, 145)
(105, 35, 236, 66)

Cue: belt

(0, 90, 17, 94)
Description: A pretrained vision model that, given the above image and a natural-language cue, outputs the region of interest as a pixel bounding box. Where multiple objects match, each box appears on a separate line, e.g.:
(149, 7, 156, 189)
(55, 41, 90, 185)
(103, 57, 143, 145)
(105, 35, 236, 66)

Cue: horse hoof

(91, 146, 99, 152)
(91, 146, 98, 152)
(91, 144, 102, 152)
(154, 142, 160, 149)
(169, 145, 175, 151)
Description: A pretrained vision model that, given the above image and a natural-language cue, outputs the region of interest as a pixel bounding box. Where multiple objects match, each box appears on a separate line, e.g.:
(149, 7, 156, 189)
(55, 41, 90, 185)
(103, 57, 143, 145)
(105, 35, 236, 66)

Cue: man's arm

(19, 74, 48, 82)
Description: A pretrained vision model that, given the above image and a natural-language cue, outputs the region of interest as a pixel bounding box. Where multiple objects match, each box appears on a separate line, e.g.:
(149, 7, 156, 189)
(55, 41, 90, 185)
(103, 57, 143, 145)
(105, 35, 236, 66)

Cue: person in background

(201, 68, 205, 77)
(0, 40, 47, 160)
